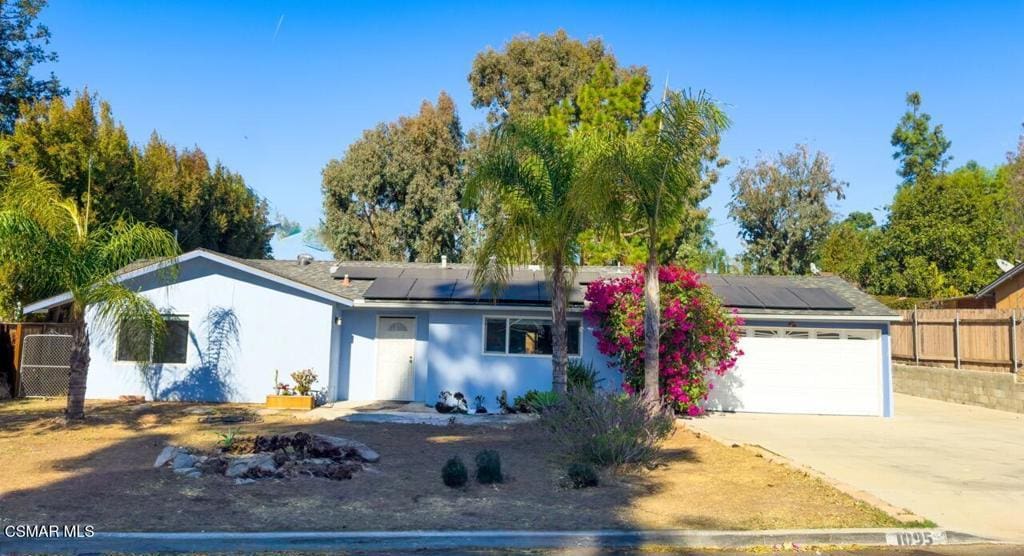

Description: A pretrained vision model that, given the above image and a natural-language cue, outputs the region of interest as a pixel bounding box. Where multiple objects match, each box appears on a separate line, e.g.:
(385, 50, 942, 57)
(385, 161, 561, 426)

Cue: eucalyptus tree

(582, 91, 729, 402)
(0, 157, 179, 420)
(464, 118, 592, 393)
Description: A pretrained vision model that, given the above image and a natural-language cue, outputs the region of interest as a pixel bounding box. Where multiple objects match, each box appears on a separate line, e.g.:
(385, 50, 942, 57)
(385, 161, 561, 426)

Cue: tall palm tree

(464, 119, 590, 393)
(0, 155, 180, 419)
(583, 91, 729, 402)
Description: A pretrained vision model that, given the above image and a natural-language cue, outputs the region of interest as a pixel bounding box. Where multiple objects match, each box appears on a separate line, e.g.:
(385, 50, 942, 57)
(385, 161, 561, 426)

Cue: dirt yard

(0, 398, 900, 532)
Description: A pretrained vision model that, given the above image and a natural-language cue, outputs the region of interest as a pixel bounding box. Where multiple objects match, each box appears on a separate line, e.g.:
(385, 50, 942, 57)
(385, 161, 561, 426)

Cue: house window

(115, 315, 189, 364)
(784, 330, 810, 339)
(483, 317, 580, 356)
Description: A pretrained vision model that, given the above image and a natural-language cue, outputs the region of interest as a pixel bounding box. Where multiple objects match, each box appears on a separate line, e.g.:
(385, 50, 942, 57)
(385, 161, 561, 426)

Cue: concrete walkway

(686, 394, 1024, 542)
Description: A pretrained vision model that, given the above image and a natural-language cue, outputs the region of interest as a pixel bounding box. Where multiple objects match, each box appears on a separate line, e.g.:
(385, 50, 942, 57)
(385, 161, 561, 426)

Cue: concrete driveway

(686, 394, 1024, 542)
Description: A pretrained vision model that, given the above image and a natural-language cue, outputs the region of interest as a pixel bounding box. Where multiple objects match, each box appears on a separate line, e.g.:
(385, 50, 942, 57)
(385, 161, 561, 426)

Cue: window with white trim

(742, 327, 877, 341)
(484, 317, 581, 356)
(116, 315, 189, 364)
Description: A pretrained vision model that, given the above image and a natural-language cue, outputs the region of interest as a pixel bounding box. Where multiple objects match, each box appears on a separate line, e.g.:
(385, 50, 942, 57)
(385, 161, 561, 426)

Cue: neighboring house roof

(23, 249, 900, 321)
(975, 261, 1024, 298)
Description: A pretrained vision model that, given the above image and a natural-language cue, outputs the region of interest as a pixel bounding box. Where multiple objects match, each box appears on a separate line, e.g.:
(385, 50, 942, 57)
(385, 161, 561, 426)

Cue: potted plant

(266, 369, 317, 410)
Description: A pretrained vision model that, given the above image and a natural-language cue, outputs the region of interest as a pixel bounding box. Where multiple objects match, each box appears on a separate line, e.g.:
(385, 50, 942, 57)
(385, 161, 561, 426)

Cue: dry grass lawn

(0, 398, 899, 532)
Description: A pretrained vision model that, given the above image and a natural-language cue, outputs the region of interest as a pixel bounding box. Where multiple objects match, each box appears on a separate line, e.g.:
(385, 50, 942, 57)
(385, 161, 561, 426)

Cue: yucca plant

(0, 151, 180, 420)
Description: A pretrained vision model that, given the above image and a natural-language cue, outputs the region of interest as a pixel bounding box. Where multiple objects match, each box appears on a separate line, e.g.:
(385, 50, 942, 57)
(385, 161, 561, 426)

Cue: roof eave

(22, 250, 355, 314)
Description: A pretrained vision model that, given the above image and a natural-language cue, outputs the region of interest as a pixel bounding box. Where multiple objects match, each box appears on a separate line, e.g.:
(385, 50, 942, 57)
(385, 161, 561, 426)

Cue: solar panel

(449, 280, 482, 301)
(407, 279, 458, 300)
(497, 281, 544, 303)
(330, 266, 403, 280)
(789, 287, 855, 310)
(362, 277, 414, 299)
(749, 287, 810, 310)
(712, 285, 764, 308)
(398, 268, 470, 280)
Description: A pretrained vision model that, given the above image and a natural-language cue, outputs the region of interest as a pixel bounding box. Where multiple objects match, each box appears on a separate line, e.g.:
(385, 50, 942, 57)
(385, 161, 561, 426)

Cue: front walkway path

(686, 394, 1024, 542)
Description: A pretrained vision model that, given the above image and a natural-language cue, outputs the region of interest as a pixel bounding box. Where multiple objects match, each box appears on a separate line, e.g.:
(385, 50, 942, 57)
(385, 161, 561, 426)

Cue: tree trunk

(65, 319, 90, 421)
(550, 260, 569, 394)
(643, 242, 661, 403)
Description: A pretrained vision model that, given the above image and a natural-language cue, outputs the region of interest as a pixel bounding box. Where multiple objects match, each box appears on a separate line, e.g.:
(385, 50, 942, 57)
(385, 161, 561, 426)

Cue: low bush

(567, 359, 604, 392)
(441, 456, 468, 487)
(539, 389, 674, 469)
(566, 462, 599, 488)
(513, 390, 559, 413)
(474, 449, 503, 484)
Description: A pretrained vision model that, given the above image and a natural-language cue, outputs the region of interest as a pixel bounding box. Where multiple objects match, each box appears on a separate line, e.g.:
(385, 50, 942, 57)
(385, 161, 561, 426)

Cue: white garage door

(707, 326, 883, 416)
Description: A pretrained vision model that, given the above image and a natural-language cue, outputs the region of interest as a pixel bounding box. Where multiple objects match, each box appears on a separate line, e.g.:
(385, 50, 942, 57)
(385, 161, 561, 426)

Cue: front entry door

(375, 317, 416, 400)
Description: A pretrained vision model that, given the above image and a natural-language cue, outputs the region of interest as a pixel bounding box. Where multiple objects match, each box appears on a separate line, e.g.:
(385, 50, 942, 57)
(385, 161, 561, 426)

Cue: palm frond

(84, 280, 166, 363)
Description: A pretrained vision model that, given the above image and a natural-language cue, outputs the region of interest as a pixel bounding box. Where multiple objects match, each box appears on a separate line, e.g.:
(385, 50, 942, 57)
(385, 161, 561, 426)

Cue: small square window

(116, 315, 189, 364)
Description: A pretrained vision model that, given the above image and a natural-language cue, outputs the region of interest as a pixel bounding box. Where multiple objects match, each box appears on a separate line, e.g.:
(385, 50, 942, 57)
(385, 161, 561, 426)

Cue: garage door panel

(707, 327, 882, 416)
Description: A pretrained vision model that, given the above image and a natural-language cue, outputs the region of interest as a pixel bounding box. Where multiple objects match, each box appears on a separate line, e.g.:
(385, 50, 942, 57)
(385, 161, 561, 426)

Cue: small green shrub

(567, 359, 604, 392)
(215, 428, 238, 451)
(513, 390, 559, 413)
(474, 449, 503, 484)
(566, 462, 599, 488)
(539, 389, 674, 469)
(441, 456, 468, 487)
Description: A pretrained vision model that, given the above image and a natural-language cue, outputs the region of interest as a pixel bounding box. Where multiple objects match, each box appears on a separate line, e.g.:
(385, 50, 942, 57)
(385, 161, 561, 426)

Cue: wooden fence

(891, 309, 1022, 373)
(1, 322, 77, 397)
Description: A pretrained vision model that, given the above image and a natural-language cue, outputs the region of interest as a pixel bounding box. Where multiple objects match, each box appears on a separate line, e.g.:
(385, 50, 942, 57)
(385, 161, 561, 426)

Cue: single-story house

(974, 261, 1024, 309)
(23, 249, 900, 416)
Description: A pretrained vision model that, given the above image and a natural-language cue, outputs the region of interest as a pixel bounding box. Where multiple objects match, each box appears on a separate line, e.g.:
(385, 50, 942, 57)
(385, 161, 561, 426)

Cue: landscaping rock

(153, 446, 180, 468)
(311, 433, 380, 463)
(171, 452, 197, 470)
(234, 478, 256, 485)
(225, 453, 278, 478)
(185, 407, 216, 415)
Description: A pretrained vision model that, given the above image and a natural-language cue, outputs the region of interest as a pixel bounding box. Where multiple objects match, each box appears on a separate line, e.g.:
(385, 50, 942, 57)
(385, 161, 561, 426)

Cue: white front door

(707, 327, 883, 416)
(375, 317, 416, 401)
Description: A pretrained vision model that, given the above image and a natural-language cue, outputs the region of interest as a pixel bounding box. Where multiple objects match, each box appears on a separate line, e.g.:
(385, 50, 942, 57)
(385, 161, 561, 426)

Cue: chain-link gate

(18, 333, 73, 397)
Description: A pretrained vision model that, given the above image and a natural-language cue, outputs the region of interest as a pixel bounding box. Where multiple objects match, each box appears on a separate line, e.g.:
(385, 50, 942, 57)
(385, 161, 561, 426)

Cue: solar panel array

(343, 266, 855, 310)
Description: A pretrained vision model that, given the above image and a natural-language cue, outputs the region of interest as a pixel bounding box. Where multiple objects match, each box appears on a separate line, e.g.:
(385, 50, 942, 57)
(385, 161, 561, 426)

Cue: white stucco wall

(85, 258, 337, 403)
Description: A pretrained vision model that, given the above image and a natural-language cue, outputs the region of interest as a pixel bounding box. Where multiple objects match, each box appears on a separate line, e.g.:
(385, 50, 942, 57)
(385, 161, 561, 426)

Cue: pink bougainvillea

(583, 265, 744, 415)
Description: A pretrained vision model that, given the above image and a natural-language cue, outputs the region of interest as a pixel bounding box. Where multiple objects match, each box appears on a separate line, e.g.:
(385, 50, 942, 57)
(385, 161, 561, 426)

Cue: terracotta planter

(266, 394, 315, 410)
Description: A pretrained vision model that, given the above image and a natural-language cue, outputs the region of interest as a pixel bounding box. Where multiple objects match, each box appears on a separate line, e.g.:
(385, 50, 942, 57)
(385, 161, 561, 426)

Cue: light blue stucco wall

(739, 319, 894, 417)
(85, 258, 337, 403)
(334, 307, 430, 402)
(423, 308, 618, 410)
(331, 306, 619, 411)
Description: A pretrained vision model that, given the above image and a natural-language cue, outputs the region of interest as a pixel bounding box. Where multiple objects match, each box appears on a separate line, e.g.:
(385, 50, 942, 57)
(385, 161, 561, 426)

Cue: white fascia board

(22, 250, 354, 314)
(735, 312, 902, 322)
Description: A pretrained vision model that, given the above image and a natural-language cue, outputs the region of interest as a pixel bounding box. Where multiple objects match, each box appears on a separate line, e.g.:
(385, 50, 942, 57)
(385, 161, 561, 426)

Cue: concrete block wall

(894, 364, 1024, 413)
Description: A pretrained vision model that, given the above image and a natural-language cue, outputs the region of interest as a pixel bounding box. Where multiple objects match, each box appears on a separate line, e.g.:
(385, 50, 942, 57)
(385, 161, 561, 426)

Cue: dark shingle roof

(114, 250, 899, 319)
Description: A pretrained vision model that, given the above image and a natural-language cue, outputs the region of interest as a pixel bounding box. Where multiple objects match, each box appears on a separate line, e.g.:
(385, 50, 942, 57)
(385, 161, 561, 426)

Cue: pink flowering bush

(583, 265, 744, 415)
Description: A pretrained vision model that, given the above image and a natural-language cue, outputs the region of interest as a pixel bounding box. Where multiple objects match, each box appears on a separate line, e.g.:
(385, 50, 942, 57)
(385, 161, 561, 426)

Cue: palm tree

(0, 155, 180, 419)
(464, 119, 590, 393)
(583, 91, 729, 402)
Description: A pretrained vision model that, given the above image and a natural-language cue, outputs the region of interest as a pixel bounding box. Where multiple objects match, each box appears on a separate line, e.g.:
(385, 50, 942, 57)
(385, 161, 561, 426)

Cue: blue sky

(43, 1, 1024, 257)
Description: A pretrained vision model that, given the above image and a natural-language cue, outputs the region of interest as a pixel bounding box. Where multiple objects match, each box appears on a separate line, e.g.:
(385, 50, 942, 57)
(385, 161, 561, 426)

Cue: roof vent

(441, 255, 448, 269)
(297, 253, 314, 266)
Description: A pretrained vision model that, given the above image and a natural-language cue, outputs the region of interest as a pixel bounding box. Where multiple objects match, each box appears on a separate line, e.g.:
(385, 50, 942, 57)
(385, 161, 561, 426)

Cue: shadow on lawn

(0, 402, 732, 537)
